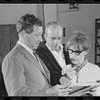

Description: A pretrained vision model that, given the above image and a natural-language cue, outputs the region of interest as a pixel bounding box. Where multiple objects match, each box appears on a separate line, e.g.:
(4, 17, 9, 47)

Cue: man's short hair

(65, 31, 91, 51)
(45, 21, 62, 35)
(16, 14, 43, 34)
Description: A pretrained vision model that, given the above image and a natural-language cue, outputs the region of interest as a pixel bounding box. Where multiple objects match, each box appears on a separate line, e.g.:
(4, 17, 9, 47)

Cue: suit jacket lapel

(15, 43, 47, 76)
(38, 57, 50, 83)
(24, 52, 50, 82)
(44, 44, 62, 71)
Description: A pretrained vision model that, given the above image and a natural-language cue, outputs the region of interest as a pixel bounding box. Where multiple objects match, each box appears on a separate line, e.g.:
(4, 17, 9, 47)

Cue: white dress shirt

(46, 43, 66, 69)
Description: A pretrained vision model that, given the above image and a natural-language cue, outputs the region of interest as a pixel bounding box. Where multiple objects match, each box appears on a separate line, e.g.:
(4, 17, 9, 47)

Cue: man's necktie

(33, 51, 45, 72)
(33, 51, 39, 61)
(33, 51, 50, 83)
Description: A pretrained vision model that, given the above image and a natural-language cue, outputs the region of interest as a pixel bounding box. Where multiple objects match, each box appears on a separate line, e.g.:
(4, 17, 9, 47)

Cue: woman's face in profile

(68, 45, 87, 66)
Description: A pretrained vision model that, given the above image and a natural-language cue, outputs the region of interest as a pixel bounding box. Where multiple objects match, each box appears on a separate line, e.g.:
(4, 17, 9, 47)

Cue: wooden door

(0, 25, 18, 96)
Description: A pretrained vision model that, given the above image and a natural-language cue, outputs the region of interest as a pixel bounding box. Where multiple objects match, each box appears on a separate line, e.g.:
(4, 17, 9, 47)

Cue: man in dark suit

(37, 21, 71, 86)
(2, 14, 71, 96)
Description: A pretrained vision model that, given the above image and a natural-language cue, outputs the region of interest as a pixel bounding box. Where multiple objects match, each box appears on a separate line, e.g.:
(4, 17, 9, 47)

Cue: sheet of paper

(68, 82, 100, 96)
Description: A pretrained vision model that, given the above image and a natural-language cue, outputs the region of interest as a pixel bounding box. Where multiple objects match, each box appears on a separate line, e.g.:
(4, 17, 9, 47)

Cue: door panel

(0, 25, 18, 96)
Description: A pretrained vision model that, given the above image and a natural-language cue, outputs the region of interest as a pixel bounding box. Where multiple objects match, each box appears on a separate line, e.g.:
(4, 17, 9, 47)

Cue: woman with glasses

(62, 31, 100, 96)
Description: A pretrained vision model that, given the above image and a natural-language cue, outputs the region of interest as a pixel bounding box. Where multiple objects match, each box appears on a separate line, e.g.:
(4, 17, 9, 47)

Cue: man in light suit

(2, 14, 71, 96)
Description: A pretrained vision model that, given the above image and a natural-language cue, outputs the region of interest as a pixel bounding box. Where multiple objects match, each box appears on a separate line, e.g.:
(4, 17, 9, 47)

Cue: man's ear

(44, 34, 47, 41)
(22, 31, 27, 40)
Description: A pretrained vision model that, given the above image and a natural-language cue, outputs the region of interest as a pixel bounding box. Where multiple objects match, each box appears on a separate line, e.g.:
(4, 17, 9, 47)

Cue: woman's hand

(62, 64, 76, 80)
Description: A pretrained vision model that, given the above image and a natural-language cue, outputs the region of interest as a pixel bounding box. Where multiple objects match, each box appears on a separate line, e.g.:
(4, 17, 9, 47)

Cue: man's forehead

(49, 25, 62, 31)
(47, 27, 62, 36)
(34, 26, 43, 32)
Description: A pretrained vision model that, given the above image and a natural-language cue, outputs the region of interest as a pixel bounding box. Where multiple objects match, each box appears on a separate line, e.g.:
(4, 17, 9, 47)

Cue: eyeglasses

(67, 49, 85, 56)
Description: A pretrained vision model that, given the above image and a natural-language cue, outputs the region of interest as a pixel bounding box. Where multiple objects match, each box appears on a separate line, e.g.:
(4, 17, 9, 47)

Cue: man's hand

(59, 76, 72, 87)
(46, 84, 72, 96)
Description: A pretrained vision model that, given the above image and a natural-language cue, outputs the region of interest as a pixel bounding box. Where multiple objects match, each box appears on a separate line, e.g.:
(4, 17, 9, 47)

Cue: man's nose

(54, 39, 58, 44)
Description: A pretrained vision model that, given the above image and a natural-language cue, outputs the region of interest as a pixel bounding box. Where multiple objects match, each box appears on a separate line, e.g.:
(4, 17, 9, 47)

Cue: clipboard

(68, 82, 100, 96)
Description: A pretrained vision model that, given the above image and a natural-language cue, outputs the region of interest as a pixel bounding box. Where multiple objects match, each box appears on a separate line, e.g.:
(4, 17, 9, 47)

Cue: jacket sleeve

(2, 56, 51, 96)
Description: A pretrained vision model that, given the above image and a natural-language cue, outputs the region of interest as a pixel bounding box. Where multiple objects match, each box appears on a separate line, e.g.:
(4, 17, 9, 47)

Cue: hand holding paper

(46, 84, 72, 96)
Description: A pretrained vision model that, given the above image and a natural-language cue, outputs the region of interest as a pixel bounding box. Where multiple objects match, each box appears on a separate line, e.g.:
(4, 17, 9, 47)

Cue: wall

(37, 4, 44, 22)
(0, 4, 37, 24)
(0, 4, 58, 28)
(0, 4, 100, 64)
(44, 4, 57, 26)
(58, 4, 100, 63)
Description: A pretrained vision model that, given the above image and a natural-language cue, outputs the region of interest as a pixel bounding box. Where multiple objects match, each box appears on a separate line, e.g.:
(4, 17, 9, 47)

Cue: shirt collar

(73, 59, 88, 73)
(17, 41, 33, 54)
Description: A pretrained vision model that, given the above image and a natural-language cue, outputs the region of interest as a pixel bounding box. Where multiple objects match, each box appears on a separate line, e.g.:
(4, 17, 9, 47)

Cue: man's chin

(33, 46, 39, 50)
(35, 47, 39, 50)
